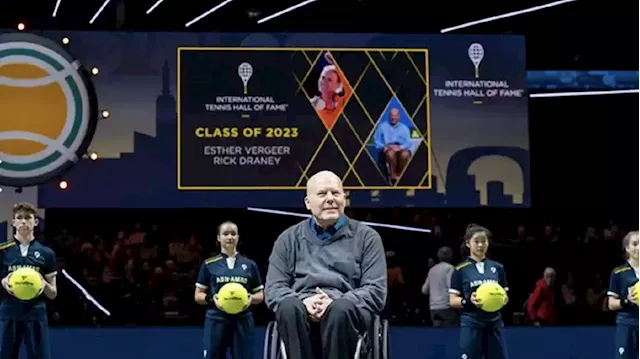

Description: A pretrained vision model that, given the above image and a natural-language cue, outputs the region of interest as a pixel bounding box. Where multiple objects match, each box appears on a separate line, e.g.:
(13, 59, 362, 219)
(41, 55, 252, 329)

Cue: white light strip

(257, 0, 317, 24)
(52, 0, 62, 17)
(62, 269, 111, 316)
(146, 0, 165, 14)
(185, 0, 233, 27)
(440, 0, 577, 33)
(530, 89, 639, 98)
(247, 207, 432, 233)
(89, 0, 111, 24)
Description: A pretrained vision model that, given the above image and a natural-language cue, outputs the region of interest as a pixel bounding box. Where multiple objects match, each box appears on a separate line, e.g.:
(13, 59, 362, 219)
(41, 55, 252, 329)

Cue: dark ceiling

(0, 0, 637, 69)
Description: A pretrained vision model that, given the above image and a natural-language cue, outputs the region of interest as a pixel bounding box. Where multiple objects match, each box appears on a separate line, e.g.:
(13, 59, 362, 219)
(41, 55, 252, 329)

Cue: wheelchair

(263, 315, 389, 359)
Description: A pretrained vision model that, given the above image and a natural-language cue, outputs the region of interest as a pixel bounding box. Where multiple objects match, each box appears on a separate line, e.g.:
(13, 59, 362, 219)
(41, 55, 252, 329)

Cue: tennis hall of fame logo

(432, 43, 525, 103)
(0, 33, 99, 187)
(203, 61, 289, 115)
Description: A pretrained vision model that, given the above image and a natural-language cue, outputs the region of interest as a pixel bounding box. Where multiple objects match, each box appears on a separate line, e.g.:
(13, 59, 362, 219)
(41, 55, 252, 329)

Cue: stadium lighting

(59, 180, 68, 190)
(53, 0, 62, 17)
(146, 0, 166, 14)
(185, 0, 233, 28)
(257, 0, 317, 24)
(440, 0, 577, 33)
(89, 0, 112, 24)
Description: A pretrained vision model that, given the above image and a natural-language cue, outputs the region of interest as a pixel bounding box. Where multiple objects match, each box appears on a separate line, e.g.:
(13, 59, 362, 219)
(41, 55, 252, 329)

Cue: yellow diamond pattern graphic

(291, 49, 431, 189)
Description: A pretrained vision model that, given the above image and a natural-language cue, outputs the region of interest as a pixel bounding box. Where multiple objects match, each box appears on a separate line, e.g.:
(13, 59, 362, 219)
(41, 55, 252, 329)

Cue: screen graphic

(1, 31, 529, 209)
(178, 48, 430, 190)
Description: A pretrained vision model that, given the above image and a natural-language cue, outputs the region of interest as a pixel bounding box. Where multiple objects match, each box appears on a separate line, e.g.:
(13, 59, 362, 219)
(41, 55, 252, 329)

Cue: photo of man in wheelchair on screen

(371, 106, 420, 185)
(264, 170, 389, 359)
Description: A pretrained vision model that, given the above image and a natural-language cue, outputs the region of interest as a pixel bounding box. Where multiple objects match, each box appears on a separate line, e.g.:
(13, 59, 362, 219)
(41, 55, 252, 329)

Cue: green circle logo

(0, 33, 98, 187)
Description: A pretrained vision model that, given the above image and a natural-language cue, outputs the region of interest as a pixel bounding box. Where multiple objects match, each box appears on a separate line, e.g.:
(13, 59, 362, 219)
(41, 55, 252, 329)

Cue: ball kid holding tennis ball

(0, 203, 58, 359)
(606, 231, 639, 359)
(194, 221, 264, 359)
(450, 224, 510, 359)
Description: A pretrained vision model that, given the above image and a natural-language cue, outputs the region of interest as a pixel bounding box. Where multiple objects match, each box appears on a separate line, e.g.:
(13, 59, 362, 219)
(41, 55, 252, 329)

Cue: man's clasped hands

(303, 287, 333, 322)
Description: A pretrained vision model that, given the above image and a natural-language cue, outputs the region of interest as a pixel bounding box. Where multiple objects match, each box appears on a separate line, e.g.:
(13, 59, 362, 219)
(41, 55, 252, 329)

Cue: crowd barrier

(43, 326, 615, 359)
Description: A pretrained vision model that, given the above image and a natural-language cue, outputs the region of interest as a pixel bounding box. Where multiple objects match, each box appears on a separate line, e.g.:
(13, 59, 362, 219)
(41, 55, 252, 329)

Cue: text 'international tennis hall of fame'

(177, 48, 431, 190)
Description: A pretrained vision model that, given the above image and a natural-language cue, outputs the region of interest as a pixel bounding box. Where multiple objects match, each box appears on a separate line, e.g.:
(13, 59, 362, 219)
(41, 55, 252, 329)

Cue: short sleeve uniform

(0, 239, 56, 359)
(196, 253, 263, 359)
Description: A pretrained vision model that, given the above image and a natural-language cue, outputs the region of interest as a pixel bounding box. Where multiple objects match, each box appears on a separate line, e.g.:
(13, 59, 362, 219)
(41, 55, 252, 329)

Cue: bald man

(265, 171, 387, 359)
(373, 108, 412, 183)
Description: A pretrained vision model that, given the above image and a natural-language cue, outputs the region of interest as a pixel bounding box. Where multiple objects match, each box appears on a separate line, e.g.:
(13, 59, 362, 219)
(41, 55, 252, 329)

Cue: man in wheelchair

(265, 170, 388, 359)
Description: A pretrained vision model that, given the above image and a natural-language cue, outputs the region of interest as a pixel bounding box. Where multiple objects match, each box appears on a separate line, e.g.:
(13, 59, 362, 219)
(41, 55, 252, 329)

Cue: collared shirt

(608, 261, 639, 326)
(450, 256, 508, 325)
(0, 239, 57, 320)
(373, 121, 412, 153)
(310, 215, 347, 240)
(196, 253, 263, 319)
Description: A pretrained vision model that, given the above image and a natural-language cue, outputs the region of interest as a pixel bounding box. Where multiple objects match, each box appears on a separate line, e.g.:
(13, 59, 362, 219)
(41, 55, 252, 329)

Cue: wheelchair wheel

(371, 317, 381, 359)
(263, 321, 279, 359)
(381, 319, 389, 359)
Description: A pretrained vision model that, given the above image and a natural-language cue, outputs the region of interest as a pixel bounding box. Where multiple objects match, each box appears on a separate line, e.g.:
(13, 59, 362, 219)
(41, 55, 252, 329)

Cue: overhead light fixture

(257, 0, 317, 24)
(440, 0, 577, 33)
(17, 23, 26, 31)
(62, 37, 70, 45)
(530, 89, 639, 98)
(53, 0, 62, 17)
(185, 0, 233, 28)
(246, 8, 261, 19)
(146, 0, 165, 14)
(90, 0, 112, 24)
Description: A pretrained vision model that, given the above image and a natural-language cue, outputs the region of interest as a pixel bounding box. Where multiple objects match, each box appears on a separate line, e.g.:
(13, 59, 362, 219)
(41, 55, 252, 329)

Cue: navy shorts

(203, 315, 254, 359)
(460, 320, 508, 359)
(615, 324, 639, 359)
(0, 319, 50, 359)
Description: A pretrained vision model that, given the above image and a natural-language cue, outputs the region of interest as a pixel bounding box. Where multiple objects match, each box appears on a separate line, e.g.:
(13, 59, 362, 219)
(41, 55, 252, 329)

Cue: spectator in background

(176, 235, 200, 271)
(386, 251, 405, 321)
(421, 246, 457, 327)
(526, 267, 557, 326)
(126, 223, 145, 246)
(559, 272, 579, 325)
(386, 251, 404, 287)
(585, 273, 608, 324)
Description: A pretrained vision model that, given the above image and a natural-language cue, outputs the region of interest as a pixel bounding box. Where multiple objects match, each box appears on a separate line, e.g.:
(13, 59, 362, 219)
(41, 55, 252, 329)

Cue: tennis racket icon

(238, 62, 253, 94)
(468, 43, 484, 79)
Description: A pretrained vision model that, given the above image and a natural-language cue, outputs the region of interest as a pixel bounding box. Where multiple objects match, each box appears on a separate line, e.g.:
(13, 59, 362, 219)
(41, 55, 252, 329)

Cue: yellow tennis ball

(217, 282, 248, 315)
(0, 63, 68, 156)
(9, 268, 43, 301)
(631, 281, 639, 301)
(476, 282, 507, 313)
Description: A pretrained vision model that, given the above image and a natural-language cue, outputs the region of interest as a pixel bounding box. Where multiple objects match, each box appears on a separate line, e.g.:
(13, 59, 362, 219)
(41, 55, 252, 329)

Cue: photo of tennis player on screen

(370, 97, 421, 185)
(305, 51, 352, 129)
